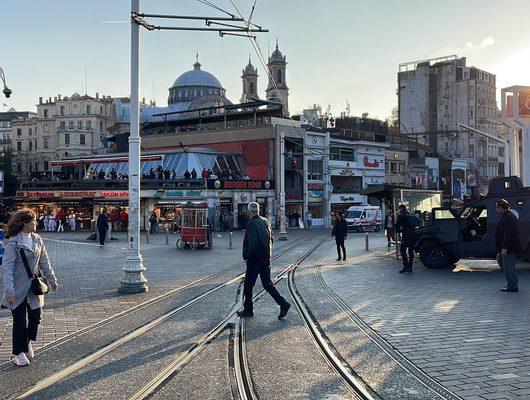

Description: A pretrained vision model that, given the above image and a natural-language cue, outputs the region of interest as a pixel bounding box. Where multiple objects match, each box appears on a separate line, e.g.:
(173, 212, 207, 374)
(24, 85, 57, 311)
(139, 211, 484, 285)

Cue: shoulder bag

(20, 249, 49, 296)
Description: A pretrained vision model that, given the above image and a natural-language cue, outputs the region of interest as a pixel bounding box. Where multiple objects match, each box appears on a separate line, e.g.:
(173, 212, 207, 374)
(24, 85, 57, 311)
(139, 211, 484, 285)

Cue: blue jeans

(497, 253, 518, 290)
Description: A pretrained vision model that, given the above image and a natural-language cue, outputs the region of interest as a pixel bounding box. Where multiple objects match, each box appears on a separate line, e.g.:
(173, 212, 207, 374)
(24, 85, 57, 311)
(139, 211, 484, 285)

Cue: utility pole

(278, 129, 288, 240)
(119, 1, 269, 292)
(120, 0, 147, 293)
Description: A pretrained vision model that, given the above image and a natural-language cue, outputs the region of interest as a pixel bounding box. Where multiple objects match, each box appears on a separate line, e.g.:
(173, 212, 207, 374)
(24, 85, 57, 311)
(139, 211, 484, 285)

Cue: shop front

(146, 188, 205, 231)
(308, 183, 325, 226)
(330, 193, 367, 216)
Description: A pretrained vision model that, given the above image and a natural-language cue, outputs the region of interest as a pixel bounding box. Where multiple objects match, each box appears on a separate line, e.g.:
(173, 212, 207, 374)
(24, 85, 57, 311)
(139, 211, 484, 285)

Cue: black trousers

(11, 298, 42, 355)
(98, 229, 107, 245)
(243, 259, 287, 312)
(335, 237, 346, 259)
(400, 240, 414, 269)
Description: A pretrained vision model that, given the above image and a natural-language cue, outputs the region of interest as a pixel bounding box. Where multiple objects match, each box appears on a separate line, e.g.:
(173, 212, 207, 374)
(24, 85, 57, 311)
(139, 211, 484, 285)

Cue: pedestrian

(384, 208, 395, 247)
(120, 210, 128, 232)
(97, 209, 109, 246)
(1, 209, 59, 366)
(48, 211, 57, 232)
(237, 202, 291, 319)
(331, 213, 348, 261)
(191, 168, 197, 180)
(294, 211, 300, 227)
(184, 169, 191, 180)
(201, 167, 207, 180)
(43, 213, 49, 232)
(56, 209, 65, 232)
(395, 204, 418, 274)
(306, 211, 312, 229)
(495, 199, 520, 292)
(149, 212, 158, 234)
(68, 211, 76, 231)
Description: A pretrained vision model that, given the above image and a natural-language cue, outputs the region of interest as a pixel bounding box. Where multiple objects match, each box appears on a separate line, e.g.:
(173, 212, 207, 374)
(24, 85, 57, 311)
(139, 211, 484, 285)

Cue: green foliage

(0, 148, 18, 196)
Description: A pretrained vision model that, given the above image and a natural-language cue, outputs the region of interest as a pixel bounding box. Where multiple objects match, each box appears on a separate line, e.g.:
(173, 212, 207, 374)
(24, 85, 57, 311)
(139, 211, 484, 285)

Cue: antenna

(152, 79, 155, 105)
(85, 64, 88, 95)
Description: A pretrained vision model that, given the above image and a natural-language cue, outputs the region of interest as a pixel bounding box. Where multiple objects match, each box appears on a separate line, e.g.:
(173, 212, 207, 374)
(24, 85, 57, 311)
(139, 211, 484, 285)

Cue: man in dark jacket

(96, 209, 109, 247)
(331, 213, 348, 261)
(395, 204, 417, 273)
(238, 202, 290, 319)
(495, 199, 519, 292)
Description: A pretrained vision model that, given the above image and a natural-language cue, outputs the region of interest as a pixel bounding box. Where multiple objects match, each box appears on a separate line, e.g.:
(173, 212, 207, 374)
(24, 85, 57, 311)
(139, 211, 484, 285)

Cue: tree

(386, 106, 399, 135)
(0, 147, 18, 196)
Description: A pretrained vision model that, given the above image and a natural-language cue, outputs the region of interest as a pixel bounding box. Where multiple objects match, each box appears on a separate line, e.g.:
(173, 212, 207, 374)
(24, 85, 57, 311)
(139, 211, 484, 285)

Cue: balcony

(57, 126, 94, 133)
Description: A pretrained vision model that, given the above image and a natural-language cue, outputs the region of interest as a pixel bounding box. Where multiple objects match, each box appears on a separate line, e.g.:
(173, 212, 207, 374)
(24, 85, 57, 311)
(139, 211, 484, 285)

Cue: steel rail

(313, 266, 462, 400)
(287, 264, 378, 400)
(129, 239, 327, 400)
(7, 234, 317, 399)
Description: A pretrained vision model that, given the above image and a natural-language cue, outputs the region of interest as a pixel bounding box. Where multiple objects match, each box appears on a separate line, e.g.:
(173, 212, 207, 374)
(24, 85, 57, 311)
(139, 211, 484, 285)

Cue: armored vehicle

(415, 176, 530, 268)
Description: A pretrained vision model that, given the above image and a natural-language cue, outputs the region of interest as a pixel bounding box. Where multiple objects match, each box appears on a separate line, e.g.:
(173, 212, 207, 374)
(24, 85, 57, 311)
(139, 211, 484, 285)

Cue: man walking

(97, 209, 109, 247)
(495, 199, 519, 292)
(237, 202, 291, 319)
(331, 213, 348, 261)
(395, 204, 417, 273)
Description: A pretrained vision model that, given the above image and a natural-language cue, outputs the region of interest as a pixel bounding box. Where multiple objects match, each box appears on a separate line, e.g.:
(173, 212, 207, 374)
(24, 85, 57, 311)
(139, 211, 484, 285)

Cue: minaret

(241, 55, 258, 103)
(266, 39, 289, 115)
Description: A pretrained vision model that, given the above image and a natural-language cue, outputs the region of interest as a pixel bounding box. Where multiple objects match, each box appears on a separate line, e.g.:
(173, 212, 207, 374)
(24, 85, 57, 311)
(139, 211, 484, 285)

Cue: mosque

(110, 42, 289, 126)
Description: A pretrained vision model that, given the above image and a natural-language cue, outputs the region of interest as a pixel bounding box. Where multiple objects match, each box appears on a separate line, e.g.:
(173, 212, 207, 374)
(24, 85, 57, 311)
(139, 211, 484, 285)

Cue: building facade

(0, 110, 36, 152)
(398, 55, 502, 187)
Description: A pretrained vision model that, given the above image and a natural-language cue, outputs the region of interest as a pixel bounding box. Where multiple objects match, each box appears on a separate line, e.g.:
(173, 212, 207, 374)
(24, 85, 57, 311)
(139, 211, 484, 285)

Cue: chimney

(58, 94, 61, 100)
(96, 92, 99, 99)
(54, 96, 57, 102)
(49, 97, 52, 103)
(39, 97, 43, 105)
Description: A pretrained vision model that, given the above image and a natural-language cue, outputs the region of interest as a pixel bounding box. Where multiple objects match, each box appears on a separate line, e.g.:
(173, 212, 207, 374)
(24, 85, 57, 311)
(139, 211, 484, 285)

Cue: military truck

(414, 176, 530, 268)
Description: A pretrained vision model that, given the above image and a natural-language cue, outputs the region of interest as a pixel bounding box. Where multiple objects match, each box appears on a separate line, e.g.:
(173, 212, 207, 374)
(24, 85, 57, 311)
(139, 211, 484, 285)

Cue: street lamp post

(0, 67, 12, 98)
(119, 0, 148, 293)
(278, 130, 288, 240)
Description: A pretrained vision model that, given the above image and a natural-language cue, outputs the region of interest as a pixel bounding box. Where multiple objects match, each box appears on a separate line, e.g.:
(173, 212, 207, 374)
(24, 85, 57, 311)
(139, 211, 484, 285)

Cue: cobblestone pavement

(319, 235, 530, 400)
(0, 228, 316, 361)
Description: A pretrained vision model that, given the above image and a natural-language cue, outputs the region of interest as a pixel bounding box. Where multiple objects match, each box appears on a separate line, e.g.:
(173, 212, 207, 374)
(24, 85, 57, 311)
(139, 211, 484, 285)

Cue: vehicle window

(479, 209, 487, 218)
(434, 209, 455, 220)
(361, 212, 366, 219)
(348, 211, 362, 219)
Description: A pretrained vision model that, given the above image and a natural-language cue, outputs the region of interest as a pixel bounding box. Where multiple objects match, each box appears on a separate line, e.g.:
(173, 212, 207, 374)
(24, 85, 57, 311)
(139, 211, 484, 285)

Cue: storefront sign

(308, 190, 324, 202)
(154, 190, 203, 199)
(240, 193, 249, 203)
(339, 168, 355, 175)
(208, 180, 274, 190)
(18, 190, 129, 199)
(363, 156, 383, 168)
(330, 193, 366, 204)
(286, 193, 303, 200)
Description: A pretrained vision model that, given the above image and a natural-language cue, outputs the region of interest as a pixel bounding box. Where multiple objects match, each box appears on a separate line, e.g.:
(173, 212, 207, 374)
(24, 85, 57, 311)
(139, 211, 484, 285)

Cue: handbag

(20, 248, 49, 296)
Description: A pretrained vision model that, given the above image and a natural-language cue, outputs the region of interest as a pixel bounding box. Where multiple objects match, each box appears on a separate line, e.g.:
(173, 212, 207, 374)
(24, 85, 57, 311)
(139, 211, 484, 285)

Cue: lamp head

(3, 87, 12, 98)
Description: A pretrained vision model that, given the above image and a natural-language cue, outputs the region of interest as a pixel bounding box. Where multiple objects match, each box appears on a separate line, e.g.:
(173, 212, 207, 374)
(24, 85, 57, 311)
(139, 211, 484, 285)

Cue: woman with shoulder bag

(1, 210, 59, 366)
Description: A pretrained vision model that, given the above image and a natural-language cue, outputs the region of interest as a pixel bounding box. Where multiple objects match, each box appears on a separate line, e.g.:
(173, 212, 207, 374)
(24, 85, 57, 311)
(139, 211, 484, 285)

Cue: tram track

(128, 238, 327, 400)
(312, 265, 462, 400)
(4, 233, 321, 400)
(287, 260, 378, 400)
(0, 231, 314, 374)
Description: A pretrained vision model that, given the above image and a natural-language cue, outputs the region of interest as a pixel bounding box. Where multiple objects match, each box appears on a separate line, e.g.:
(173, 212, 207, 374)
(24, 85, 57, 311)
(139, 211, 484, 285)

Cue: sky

(1, 0, 529, 120)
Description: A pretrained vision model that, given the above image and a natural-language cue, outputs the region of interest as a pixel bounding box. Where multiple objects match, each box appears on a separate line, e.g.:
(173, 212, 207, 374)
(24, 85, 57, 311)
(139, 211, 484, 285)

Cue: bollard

(229, 231, 233, 249)
(365, 233, 369, 252)
(165, 228, 169, 245)
(146, 228, 150, 243)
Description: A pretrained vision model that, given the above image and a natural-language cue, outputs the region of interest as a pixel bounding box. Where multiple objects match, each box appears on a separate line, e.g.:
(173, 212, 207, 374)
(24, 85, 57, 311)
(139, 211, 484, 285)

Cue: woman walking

(1, 210, 59, 366)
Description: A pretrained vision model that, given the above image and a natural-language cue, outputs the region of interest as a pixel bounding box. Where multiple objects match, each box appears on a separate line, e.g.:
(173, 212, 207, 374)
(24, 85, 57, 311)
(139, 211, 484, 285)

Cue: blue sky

(1, 0, 529, 120)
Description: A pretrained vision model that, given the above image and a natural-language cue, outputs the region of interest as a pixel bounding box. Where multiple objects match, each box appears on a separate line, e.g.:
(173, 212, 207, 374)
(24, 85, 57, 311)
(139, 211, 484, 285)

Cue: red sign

(19, 190, 128, 199)
(506, 91, 530, 117)
(308, 183, 324, 190)
(100, 191, 129, 198)
(363, 156, 380, 168)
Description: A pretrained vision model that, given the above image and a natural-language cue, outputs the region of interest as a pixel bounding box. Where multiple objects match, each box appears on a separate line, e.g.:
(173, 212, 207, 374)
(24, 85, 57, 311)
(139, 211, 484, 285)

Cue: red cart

(176, 202, 212, 250)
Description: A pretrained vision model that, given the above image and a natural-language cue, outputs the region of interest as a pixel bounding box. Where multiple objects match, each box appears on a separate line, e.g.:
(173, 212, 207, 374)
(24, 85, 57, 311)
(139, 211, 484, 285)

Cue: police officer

(331, 213, 348, 261)
(395, 204, 417, 273)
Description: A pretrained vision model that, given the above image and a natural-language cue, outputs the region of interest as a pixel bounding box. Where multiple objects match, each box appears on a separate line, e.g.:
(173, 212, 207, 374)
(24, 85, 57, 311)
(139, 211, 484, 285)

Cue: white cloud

(481, 36, 495, 48)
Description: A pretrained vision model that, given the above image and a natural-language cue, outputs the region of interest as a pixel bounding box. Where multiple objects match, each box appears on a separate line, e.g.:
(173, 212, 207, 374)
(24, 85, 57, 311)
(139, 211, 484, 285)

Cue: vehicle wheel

(176, 238, 183, 249)
(419, 241, 451, 269)
(190, 239, 198, 251)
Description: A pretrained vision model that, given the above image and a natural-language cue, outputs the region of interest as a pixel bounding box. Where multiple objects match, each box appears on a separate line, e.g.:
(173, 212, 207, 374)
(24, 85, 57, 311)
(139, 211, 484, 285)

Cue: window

(29, 128, 32, 136)
(249, 81, 255, 94)
(43, 123, 49, 133)
(28, 141, 32, 151)
(469, 145, 474, 158)
(17, 128, 21, 136)
(308, 159, 323, 180)
(100, 106, 103, 114)
(77, 121, 83, 130)
(86, 105, 91, 114)
(434, 209, 455, 220)
(34, 139, 37, 150)
(44, 160, 49, 171)
(470, 86, 475, 99)
(60, 121, 65, 130)
(80, 134, 86, 145)
(17, 163, 22, 173)
(469, 107, 474, 119)
(60, 106, 64, 115)
(43, 109, 48, 118)
(65, 133, 70, 145)
(479, 71, 483, 80)
(277, 69, 282, 84)
(16, 141, 22, 151)
(44, 137, 49, 148)
(69, 121, 74, 129)
(100, 121, 103, 131)
(86, 120, 91, 130)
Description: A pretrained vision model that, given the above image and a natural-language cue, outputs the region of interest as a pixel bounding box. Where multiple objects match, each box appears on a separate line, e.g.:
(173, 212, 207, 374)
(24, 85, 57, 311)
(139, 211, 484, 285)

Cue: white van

(346, 205, 383, 232)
